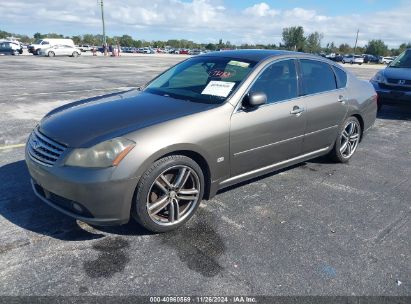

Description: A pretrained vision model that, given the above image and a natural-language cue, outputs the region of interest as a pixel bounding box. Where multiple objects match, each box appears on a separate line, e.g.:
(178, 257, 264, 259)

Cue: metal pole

(353, 29, 359, 54)
(100, 0, 107, 55)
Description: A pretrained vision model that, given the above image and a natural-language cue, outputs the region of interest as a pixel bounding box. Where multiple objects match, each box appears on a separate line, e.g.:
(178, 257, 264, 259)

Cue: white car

(379, 56, 395, 64)
(29, 38, 75, 55)
(39, 45, 81, 57)
(342, 55, 364, 65)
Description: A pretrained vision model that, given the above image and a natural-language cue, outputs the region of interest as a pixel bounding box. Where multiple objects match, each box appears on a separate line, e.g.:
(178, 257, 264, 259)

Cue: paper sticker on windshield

(201, 81, 236, 97)
(228, 60, 250, 68)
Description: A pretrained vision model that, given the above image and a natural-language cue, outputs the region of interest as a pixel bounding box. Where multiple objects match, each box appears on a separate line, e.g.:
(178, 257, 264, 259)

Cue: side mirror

(243, 92, 267, 108)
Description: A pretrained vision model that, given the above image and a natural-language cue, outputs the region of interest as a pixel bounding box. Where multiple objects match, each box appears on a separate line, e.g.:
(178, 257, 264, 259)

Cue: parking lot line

(0, 143, 26, 150)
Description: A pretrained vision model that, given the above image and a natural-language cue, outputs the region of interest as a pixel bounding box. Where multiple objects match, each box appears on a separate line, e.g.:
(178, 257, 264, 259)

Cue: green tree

(282, 26, 305, 51)
(33, 32, 45, 40)
(82, 34, 98, 45)
(45, 33, 64, 38)
(305, 32, 323, 53)
(325, 42, 337, 54)
(365, 39, 388, 56)
(338, 43, 352, 54)
(205, 43, 216, 50)
(396, 42, 411, 55)
(119, 34, 134, 47)
(71, 35, 82, 45)
(133, 40, 143, 48)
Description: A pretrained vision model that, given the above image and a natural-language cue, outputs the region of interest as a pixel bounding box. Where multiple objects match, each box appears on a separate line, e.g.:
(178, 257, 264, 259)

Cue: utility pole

(353, 29, 359, 54)
(99, 0, 107, 55)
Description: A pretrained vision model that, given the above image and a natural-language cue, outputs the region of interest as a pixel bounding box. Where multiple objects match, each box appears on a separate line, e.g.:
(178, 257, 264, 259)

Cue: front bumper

(26, 149, 138, 226)
(371, 81, 411, 106)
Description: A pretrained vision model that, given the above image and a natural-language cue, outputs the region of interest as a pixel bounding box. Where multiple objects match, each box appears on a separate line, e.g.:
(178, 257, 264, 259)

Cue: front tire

(48, 51, 55, 57)
(132, 155, 205, 233)
(72, 51, 79, 57)
(329, 116, 361, 163)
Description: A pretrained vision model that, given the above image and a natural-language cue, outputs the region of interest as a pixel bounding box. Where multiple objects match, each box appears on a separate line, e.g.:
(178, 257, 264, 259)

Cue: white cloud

(243, 3, 280, 17)
(0, 0, 410, 47)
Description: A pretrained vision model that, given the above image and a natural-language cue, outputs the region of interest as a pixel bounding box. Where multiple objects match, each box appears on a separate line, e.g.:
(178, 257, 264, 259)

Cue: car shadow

(377, 105, 411, 120)
(0, 160, 152, 240)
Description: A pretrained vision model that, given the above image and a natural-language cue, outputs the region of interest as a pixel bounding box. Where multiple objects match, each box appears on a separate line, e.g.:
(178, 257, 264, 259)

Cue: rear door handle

(290, 106, 304, 116)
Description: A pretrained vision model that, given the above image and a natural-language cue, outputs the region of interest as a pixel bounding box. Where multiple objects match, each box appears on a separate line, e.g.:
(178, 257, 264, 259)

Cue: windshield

(145, 56, 257, 104)
(389, 50, 411, 68)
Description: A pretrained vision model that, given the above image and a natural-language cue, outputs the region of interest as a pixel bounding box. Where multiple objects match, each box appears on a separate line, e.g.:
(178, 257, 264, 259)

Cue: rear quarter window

(300, 59, 337, 95)
(333, 66, 347, 88)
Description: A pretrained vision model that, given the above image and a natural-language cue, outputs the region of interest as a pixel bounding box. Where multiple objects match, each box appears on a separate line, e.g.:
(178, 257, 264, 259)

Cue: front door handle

(337, 95, 346, 103)
(290, 106, 304, 116)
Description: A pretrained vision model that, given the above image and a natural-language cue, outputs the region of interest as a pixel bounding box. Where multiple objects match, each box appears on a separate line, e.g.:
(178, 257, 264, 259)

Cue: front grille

(28, 129, 66, 166)
(387, 78, 411, 86)
(380, 83, 411, 92)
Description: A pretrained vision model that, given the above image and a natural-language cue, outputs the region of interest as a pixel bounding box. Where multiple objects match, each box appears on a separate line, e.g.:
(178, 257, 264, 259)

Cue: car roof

(199, 49, 301, 62)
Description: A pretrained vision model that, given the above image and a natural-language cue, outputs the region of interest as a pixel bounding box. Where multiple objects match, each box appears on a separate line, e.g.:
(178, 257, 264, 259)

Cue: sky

(1, 0, 410, 47)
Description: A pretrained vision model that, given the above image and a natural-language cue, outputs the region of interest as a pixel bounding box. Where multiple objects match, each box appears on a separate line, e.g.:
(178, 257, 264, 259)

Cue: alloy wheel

(146, 165, 200, 226)
(340, 121, 360, 158)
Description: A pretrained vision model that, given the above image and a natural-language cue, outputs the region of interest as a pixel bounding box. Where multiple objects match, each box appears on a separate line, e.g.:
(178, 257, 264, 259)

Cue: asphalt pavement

(0, 55, 410, 297)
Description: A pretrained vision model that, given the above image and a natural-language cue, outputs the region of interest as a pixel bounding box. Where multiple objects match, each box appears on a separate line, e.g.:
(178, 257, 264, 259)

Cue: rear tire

(72, 52, 79, 57)
(329, 116, 361, 163)
(132, 155, 205, 233)
(48, 51, 55, 57)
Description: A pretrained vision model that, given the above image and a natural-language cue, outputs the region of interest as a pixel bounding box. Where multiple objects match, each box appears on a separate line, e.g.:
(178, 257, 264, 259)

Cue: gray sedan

(25, 50, 377, 232)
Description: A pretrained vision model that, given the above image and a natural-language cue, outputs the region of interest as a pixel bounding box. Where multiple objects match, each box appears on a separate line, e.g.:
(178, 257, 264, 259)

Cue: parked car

(0, 41, 23, 55)
(39, 45, 81, 57)
(363, 54, 379, 64)
(25, 50, 377, 233)
(379, 56, 395, 64)
(342, 54, 364, 65)
(179, 49, 190, 55)
(327, 54, 343, 62)
(28, 38, 75, 55)
(371, 49, 411, 110)
(78, 45, 93, 52)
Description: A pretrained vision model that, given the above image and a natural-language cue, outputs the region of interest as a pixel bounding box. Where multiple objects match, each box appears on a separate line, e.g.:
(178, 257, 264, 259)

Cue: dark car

(371, 49, 411, 110)
(364, 54, 378, 64)
(329, 54, 343, 62)
(25, 50, 377, 232)
(0, 41, 23, 55)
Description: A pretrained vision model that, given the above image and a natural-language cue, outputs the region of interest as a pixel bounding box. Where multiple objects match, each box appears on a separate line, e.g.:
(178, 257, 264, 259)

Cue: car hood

(39, 90, 218, 147)
(383, 67, 411, 80)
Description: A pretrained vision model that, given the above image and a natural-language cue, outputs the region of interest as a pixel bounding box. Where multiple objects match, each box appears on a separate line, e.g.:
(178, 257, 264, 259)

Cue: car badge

(32, 139, 40, 149)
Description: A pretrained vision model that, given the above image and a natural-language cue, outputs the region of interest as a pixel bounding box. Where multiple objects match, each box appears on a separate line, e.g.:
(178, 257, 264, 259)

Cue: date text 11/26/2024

(149, 296, 257, 303)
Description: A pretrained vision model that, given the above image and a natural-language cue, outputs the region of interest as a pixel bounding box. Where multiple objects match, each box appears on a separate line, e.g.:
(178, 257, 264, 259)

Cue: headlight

(371, 71, 386, 83)
(65, 137, 135, 168)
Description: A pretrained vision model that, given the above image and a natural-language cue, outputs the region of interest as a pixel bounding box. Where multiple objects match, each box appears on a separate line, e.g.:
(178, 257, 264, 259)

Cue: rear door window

(300, 59, 337, 95)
